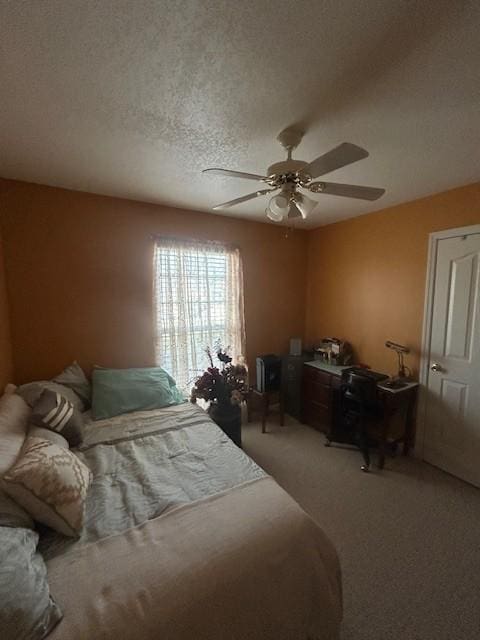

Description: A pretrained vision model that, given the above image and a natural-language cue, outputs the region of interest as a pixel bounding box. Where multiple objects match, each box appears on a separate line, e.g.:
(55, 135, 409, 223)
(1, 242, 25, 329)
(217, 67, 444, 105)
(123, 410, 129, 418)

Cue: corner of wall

(0, 206, 13, 388)
(303, 227, 314, 346)
(301, 182, 480, 375)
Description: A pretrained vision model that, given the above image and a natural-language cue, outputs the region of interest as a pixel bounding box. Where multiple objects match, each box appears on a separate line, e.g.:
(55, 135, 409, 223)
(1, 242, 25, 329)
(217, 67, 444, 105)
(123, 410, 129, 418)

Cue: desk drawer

(303, 380, 331, 406)
(303, 366, 332, 387)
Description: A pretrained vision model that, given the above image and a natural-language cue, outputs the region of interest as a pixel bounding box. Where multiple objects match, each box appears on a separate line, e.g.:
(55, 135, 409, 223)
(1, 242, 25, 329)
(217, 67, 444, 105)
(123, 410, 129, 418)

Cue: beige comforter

(47, 476, 342, 640)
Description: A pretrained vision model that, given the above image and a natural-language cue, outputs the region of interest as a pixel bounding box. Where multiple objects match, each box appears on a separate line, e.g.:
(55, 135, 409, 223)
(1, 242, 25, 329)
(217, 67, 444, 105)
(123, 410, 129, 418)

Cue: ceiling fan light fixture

(292, 192, 317, 219)
(269, 193, 290, 216)
(265, 191, 290, 222)
(265, 206, 284, 222)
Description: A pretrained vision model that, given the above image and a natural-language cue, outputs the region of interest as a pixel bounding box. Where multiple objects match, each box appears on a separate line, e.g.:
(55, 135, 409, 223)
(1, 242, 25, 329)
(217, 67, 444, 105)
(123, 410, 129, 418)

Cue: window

(153, 237, 246, 391)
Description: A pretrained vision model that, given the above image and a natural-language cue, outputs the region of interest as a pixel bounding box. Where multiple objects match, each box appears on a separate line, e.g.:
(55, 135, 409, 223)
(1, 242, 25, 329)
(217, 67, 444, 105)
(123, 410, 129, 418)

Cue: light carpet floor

(242, 416, 480, 640)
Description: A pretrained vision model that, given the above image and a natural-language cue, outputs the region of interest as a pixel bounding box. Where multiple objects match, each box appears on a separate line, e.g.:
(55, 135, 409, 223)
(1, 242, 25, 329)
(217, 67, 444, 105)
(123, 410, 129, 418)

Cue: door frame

(415, 223, 480, 459)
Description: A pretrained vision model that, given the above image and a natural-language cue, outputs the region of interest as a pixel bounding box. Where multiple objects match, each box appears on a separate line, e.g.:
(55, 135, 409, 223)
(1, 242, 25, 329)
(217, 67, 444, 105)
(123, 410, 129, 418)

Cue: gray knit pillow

(53, 361, 91, 409)
(30, 390, 84, 447)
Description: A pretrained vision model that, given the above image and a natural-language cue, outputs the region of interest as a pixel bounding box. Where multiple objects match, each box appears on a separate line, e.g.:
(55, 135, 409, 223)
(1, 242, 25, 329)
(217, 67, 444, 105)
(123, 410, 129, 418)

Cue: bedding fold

(46, 477, 342, 640)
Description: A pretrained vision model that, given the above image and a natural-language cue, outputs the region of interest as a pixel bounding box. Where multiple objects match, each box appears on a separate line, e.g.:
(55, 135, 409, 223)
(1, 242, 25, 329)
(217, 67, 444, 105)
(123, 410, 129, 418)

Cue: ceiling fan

(203, 129, 385, 222)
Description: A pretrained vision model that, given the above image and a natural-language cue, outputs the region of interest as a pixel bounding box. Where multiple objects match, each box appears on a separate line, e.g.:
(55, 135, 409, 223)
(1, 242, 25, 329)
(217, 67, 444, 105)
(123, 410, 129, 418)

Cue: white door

(423, 231, 480, 487)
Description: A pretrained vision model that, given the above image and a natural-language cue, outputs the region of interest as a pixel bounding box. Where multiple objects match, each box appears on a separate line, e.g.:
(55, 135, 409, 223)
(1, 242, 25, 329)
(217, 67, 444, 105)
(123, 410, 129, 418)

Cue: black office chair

(337, 370, 382, 472)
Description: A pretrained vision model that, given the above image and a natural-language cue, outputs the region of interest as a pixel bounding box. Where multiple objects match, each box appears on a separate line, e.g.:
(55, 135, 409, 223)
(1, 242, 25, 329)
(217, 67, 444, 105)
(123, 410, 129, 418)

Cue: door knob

(430, 363, 443, 372)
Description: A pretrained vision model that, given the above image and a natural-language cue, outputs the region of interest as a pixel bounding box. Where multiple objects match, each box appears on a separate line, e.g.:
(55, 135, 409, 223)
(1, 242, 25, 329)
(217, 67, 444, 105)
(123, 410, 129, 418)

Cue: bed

(36, 402, 342, 639)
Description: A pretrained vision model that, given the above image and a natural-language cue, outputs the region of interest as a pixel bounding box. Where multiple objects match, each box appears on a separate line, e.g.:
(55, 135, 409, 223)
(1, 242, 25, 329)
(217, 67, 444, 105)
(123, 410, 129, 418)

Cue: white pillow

(0, 393, 31, 475)
(3, 383, 17, 395)
(4, 436, 92, 537)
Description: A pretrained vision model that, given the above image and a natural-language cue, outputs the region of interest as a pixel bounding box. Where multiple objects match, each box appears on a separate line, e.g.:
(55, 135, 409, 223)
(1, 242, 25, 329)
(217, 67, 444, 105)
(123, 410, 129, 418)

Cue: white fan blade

(309, 181, 385, 201)
(203, 168, 268, 181)
(212, 189, 276, 210)
(303, 143, 369, 179)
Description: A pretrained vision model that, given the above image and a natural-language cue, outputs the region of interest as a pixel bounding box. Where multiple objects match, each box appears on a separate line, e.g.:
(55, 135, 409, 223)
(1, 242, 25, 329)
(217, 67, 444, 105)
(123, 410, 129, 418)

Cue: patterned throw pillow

(30, 389, 84, 447)
(3, 436, 92, 537)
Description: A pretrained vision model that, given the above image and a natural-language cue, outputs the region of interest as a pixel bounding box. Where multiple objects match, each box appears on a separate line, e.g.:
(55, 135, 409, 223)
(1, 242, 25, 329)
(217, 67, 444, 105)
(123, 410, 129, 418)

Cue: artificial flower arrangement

(190, 341, 248, 407)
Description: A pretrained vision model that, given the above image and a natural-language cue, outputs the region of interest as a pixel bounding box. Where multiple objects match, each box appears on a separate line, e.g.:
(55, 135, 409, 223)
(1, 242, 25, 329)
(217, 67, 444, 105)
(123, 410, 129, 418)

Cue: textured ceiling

(1, 1, 479, 228)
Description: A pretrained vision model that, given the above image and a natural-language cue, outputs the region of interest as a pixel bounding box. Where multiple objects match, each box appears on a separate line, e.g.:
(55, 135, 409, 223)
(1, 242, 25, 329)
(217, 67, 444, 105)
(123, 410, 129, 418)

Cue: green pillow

(91, 367, 185, 420)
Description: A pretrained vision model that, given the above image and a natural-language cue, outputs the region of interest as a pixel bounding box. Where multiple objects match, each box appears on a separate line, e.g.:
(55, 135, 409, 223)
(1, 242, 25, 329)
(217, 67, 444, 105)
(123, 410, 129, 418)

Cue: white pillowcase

(3, 383, 17, 395)
(0, 392, 32, 529)
(0, 392, 31, 475)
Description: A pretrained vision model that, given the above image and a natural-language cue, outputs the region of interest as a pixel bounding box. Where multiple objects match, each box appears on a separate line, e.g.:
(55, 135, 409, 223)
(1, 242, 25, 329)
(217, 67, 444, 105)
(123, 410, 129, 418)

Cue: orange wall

(2, 178, 479, 386)
(0, 179, 307, 383)
(306, 183, 480, 377)
(0, 220, 13, 388)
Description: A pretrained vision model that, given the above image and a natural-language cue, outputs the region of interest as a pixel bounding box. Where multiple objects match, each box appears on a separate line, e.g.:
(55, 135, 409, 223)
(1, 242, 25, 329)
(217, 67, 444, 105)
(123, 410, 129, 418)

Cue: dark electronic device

(382, 379, 408, 389)
(256, 355, 281, 393)
(343, 367, 389, 383)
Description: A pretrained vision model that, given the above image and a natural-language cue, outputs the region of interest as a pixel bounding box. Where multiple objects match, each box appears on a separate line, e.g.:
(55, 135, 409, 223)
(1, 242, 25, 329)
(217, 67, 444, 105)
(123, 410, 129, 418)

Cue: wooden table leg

(403, 391, 416, 456)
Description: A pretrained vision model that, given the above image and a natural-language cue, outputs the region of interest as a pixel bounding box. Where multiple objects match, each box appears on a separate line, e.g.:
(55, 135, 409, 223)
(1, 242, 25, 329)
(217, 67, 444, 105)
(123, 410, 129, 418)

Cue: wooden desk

(301, 362, 348, 433)
(301, 362, 418, 468)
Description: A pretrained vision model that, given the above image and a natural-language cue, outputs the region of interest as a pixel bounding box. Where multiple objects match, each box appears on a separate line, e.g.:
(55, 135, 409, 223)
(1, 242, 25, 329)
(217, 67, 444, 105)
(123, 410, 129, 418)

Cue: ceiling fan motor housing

(267, 159, 308, 175)
(266, 159, 310, 187)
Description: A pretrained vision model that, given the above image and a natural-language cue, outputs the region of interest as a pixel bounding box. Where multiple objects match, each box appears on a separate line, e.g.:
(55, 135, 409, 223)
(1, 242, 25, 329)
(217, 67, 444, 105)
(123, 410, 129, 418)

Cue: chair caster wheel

(360, 464, 370, 472)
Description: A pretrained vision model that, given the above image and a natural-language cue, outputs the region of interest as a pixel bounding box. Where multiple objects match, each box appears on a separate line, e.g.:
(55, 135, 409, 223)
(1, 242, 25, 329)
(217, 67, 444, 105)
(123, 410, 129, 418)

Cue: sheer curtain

(153, 237, 246, 391)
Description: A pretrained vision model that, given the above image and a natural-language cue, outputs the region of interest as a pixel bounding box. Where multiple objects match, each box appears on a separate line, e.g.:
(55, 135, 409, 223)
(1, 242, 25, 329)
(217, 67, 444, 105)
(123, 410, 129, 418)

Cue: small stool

(247, 388, 285, 433)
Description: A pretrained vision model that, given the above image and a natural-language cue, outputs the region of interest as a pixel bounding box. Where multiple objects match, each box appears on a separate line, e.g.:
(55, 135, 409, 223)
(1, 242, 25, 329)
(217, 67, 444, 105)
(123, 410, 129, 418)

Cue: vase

(208, 402, 242, 448)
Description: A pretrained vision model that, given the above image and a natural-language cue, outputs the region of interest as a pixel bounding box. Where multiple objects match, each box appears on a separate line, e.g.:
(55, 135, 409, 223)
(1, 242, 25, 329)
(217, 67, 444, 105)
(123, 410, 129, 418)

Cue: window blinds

(153, 238, 246, 391)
